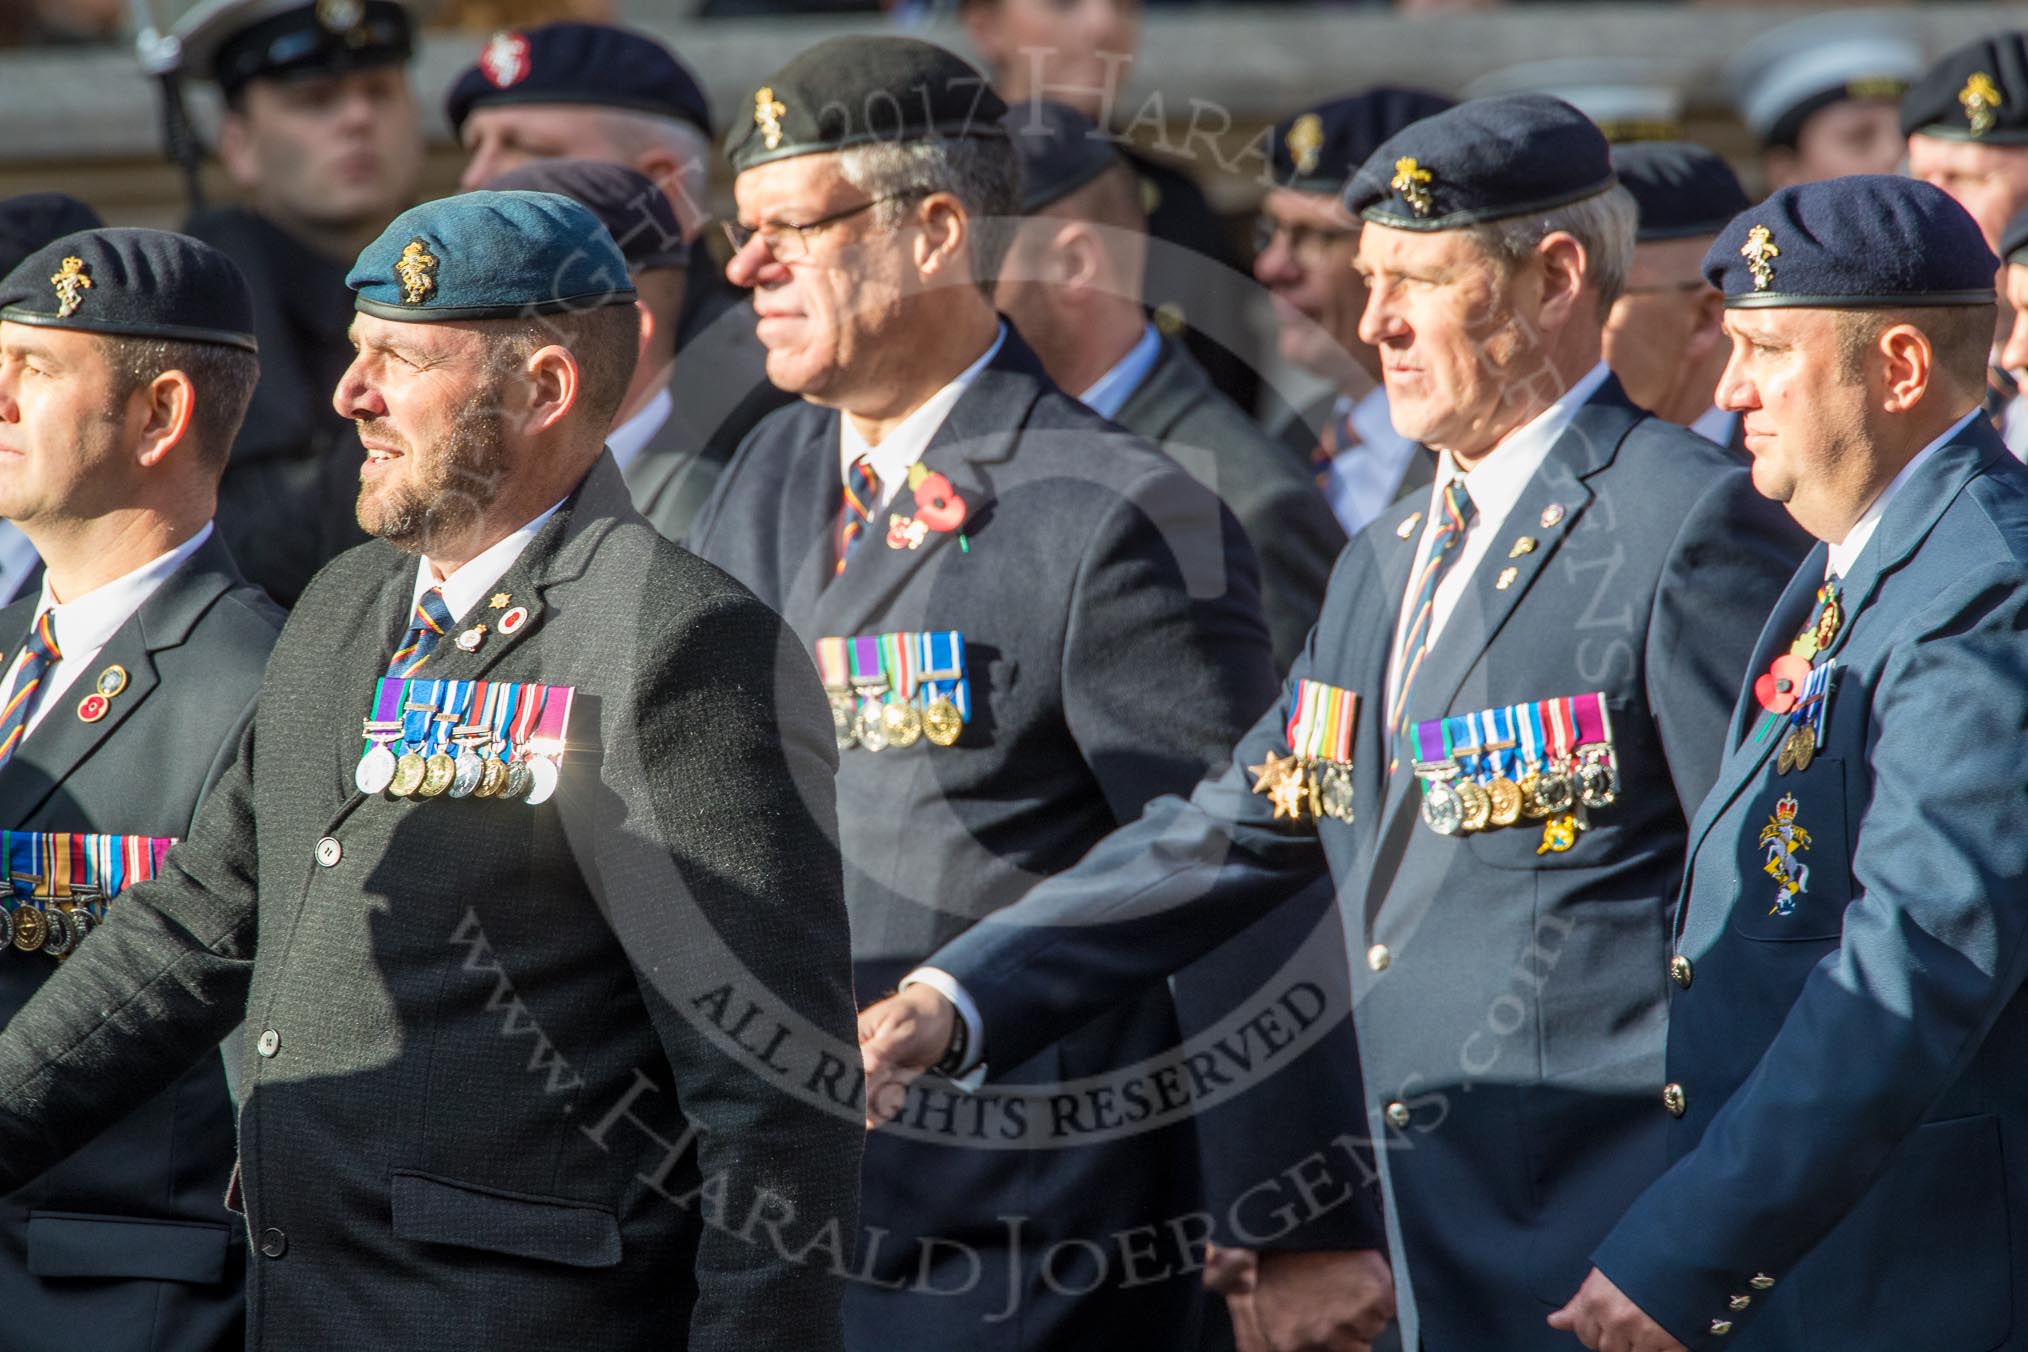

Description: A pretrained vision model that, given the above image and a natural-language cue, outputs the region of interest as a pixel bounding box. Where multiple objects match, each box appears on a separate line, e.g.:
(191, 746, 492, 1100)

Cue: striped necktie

(387, 587, 456, 678)
(1311, 403, 1358, 493)
(1388, 479, 1473, 768)
(0, 610, 61, 767)
(836, 454, 879, 574)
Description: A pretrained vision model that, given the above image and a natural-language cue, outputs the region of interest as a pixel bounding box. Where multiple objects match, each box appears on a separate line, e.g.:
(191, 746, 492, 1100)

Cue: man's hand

(857, 985, 956, 1128)
(1208, 1246, 1394, 1352)
(1548, 1267, 1687, 1352)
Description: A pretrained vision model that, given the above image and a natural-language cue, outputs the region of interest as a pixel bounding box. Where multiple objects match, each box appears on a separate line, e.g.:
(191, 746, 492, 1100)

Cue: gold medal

(882, 700, 924, 749)
(474, 756, 508, 798)
(1776, 733, 1797, 776)
(11, 905, 46, 953)
(923, 697, 963, 747)
(1485, 775, 1522, 827)
(1516, 769, 1548, 819)
(1784, 723, 1816, 773)
(389, 752, 426, 797)
(418, 752, 457, 798)
(1455, 779, 1492, 833)
(1537, 814, 1579, 855)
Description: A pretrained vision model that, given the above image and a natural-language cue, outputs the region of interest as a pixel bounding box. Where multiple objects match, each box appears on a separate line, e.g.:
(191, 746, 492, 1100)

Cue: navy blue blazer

(929, 375, 1809, 1349)
(1591, 420, 2028, 1351)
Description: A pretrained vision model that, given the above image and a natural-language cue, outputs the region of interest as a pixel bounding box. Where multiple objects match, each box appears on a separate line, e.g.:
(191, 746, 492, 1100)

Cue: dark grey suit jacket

(0, 457, 861, 1352)
(1116, 339, 1346, 673)
(0, 530, 280, 1352)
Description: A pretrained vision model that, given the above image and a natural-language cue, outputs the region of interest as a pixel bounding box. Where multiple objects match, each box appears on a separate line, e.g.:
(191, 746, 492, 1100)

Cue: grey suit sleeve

(1647, 469, 1810, 819)
(0, 717, 261, 1189)
(612, 589, 861, 1352)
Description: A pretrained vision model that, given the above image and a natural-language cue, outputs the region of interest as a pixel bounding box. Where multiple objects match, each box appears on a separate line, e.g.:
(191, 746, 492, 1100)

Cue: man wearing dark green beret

(686, 34, 1280, 1352)
(0, 193, 861, 1352)
(0, 226, 280, 1352)
(172, 0, 427, 608)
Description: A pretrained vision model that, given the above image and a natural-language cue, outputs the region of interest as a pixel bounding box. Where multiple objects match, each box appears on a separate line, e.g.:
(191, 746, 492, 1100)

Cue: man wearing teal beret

(0, 191, 862, 1352)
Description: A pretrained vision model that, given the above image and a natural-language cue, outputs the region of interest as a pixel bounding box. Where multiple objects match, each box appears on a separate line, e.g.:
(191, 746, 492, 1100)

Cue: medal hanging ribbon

(49, 832, 70, 899)
(507, 680, 543, 757)
(848, 635, 887, 720)
(1796, 661, 1834, 745)
(400, 679, 433, 756)
(1410, 715, 1449, 780)
(1545, 696, 1577, 768)
(880, 632, 919, 704)
(1573, 691, 1611, 748)
(1286, 680, 1356, 765)
(364, 678, 404, 756)
(919, 631, 970, 723)
(529, 682, 575, 753)
(28, 831, 46, 899)
(1518, 700, 1546, 774)
(489, 680, 518, 760)
(814, 637, 851, 694)
(1485, 704, 1514, 782)
(421, 680, 455, 762)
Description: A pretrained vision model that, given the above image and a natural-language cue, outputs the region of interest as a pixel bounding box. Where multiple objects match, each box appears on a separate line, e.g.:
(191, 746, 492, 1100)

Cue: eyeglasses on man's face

(1253, 214, 1358, 267)
(722, 191, 928, 262)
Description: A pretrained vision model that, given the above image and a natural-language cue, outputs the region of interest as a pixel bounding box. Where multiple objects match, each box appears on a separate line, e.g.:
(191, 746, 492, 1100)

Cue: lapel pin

(455, 624, 487, 653)
(1539, 503, 1565, 528)
(1496, 566, 1519, 591)
(498, 605, 530, 636)
(95, 664, 128, 697)
(489, 592, 510, 610)
(1508, 537, 1537, 558)
(77, 692, 109, 723)
(1396, 512, 1422, 540)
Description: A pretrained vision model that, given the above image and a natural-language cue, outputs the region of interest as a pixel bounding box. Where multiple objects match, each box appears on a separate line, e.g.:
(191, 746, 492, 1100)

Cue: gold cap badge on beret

(1288, 114, 1325, 176)
(1961, 71, 2003, 137)
(395, 238, 438, 306)
(316, 0, 364, 32)
(1391, 157, 1434, 218)
(1742, 225, 1780, 291)
(755, 87, 787, 151)
(49, 256, 91, 319)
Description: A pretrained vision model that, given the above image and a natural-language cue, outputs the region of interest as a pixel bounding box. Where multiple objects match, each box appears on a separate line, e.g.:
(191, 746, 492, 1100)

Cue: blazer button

(315, 837, 342, 867)
(1384, 1101, 1411, 1129)
(1709, 1320, 1733, 1336)
(1367, 945, 1391, 972)
(259, 1227, 287, 1259)
(256, 1029, 280, 1058)
(1729, 1295, 1752, 1311)
(1669, 955, 1692, 988)
(1662, 1083, 1687, 1118)
(1749, 1273, 1776, 1291)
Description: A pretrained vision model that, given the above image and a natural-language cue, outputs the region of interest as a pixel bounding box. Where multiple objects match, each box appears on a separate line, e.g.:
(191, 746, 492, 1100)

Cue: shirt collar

(1077, 323, 1163, 421)
(841, 323, 1007, 489)
(414, 499, 566, 625)
(1825, 408, 1981, 580)
(33, 522, 213, 655)
(1689, 403, 1736, 447)
(1431, 360, 1611, 529)
(605, 381, 674, 475)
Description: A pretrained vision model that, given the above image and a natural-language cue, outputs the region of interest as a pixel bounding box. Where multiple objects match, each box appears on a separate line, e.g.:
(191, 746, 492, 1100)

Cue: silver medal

(1420, 779, 1464, 835)
(523, 756, 560, 805)
(355, 744, 397, 796)
(449, 749, 485, 798)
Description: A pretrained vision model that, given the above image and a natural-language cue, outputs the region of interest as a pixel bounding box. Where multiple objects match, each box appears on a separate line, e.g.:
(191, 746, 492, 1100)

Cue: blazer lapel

(0, 534, 238, 826)
(1112, 338, 1202, 442)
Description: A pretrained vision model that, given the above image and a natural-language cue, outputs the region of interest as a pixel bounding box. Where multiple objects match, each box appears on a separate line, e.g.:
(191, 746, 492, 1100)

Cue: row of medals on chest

(1415, 739, 1619, 836)
(2, 878, 104, 958)
(830, 682, 961, 752)
(357, 702, 559, 804)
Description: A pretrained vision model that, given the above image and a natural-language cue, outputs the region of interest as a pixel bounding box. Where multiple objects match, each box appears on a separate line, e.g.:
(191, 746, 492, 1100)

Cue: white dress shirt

(1321, 385, 1425, 539)
(1077, 323, 1164, 422)
(1689, 404, 1739, 449)
(605, 384, 675, 477)
(411, 501, 565, 626)
(1825, 409, 1979, 581)
(0, 524, 213, 742)
(1384, 362, 1612, 719)
(839, 325, 1006, 509)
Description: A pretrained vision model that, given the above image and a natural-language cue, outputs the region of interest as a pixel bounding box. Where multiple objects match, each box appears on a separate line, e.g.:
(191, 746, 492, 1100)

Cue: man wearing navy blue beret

(861, 92, 1809, 1350)
(0, 193, 861, 1352)
(1553, 175, 2028, 1352)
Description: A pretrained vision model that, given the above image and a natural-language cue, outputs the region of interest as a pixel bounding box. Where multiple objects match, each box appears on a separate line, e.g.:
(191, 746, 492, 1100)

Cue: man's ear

(133, 370, 197, 469)
(1534, 230, 1590, 331)
(520, 344, 582, 437)
(1876, 323, 1935, 415)
(217, 110, 260, 191)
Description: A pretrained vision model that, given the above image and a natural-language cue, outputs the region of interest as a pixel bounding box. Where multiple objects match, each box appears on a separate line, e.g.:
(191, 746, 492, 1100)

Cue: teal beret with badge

(347, 191, 635, 322)
(725, 36, 1008, 175)
(0, 227, 255, 351)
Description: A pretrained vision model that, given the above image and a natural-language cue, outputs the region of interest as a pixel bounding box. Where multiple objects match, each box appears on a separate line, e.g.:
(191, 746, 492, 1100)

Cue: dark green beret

(0, 228, 255, 351)
(1345, 95, 1615, 232)
(347, 191, 634, 323)
(725, 36, 1008, 175)
(1902, 31, 2028, 146)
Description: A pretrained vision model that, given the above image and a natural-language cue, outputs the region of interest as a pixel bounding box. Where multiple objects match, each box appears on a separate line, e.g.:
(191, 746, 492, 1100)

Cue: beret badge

(480, 31, 531, 89)
(49, 256, 91, 318)
(1287, 114, 1325, 176)
(316, 0, 364, 32)
(1960, 71, 2003, 137)
(754, 87, 787, 152)
(1390, 156, 1434, 218)
(395, 238, 439, 306)
(1741, 225, 1780, 291)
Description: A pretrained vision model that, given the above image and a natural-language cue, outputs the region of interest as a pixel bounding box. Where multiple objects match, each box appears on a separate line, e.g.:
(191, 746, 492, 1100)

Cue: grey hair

(602, 110, 713, 233)
(1466, 183, 1638, 317)
(836, 136, 1024, 299)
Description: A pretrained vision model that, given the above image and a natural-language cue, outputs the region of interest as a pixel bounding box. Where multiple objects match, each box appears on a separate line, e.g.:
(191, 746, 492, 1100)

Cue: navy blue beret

(1902, 31, 2028, 145)
(726, 37, 1008, 175)
(446, 23, 711, 138)
(1702, 176, 1997, 310)
(0, 227, 254, 351)
(1271, 88, 1456, 195)
(2003, 204, 2028, 267)
(1006, 101, 1122, 214)
(1609, 142, 1749, 243)
(483, 160, 688, 271)
(179, 0, 414, 99)
(0, 193, 103, 281)
(1346, 95, 1615, 231)
(347, 191, 635, 323)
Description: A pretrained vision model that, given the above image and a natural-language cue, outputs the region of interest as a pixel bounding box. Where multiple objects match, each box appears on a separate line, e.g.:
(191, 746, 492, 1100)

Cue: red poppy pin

(887, 465, 970, 551)
(1754, 653, 1811, 715)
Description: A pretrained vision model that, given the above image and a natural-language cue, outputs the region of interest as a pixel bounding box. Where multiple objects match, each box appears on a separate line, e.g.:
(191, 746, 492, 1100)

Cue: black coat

(0, 458, 862, 1351)
(0, 531, 281, 1352)
(685, 329, 1280, 1351)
